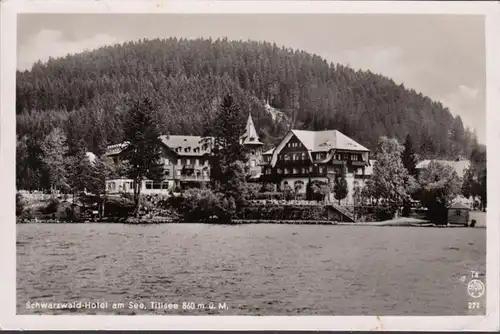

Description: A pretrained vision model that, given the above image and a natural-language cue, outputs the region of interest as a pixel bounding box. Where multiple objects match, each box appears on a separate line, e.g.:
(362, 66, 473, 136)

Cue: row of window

(287, 142, 301, 148)
(333, 153, 361, 161)
(279, 152, 308, 161)
(144, 182, 170, 190)
(276, 152, 362, 162)
(264, 166, 364, 175)
(173, 146, 260, 155)
(174, 145, 209, 153)
(164, 169, 210, 178)
(165, 158, 209, 167)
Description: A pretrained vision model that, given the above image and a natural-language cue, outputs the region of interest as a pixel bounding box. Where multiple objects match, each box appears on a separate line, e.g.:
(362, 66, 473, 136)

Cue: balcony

(176, 174, 210, 182)
(275, 159, 310, 166)
(350, 160, 367, 167)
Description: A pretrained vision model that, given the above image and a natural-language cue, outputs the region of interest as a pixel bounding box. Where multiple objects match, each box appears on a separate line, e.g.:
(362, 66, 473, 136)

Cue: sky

(17, 14, 486, 143)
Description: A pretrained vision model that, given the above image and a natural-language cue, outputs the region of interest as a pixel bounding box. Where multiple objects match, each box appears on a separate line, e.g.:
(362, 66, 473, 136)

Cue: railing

(329, 201, 356, 222)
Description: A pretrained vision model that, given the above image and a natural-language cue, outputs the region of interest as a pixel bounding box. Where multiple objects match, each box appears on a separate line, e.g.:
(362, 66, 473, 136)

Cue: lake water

(17, 223, 486, 315)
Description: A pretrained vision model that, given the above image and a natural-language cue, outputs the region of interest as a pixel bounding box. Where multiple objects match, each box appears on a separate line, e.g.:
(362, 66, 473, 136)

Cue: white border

(1, 0, 499, 331)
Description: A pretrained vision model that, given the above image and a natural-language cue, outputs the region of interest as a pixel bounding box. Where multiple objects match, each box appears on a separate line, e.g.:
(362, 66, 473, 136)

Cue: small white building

(105, 179, 175, 195)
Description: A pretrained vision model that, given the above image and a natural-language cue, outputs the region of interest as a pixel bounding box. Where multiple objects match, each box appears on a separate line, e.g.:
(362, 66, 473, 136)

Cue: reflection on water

(17, 223, 486, 315)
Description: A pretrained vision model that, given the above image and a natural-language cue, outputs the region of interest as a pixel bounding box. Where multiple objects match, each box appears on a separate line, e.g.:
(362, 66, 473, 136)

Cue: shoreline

(16, 217, 483, 228)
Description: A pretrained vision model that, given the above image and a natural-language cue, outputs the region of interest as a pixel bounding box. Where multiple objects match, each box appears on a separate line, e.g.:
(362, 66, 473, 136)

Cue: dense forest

(16, 37, 481, 190)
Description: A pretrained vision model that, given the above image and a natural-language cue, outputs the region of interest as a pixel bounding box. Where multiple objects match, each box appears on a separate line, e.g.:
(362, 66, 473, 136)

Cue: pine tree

(67, 140, 94, 195)
(401, 134, 418, 216)
(122, 97, 163, 217)
(333, 166, 348, 204)
(40, 127, 70, 194)
(402, 134, 418, 177)
(204, 95, 247, 194)
(462, 144, 487, 210)
(203, 95, 248, 221)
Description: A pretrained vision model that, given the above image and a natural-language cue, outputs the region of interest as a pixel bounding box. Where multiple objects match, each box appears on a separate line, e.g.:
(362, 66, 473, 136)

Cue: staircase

(328, 201, 356, 222)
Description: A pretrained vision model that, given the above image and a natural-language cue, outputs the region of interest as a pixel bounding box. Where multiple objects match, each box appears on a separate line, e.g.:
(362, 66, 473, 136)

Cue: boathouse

(447, 201, 470, 226)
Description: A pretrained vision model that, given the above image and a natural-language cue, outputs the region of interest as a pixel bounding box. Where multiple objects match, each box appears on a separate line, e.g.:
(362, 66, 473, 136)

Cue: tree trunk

(134, 179, 142, 218)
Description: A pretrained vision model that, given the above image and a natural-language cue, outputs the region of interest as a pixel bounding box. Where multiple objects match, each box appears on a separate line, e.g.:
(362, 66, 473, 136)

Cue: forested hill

(17, 37, 478, 159)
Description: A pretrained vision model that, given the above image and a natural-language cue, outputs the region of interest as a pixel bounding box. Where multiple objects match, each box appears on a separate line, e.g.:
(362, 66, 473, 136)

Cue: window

(185, 147, 190, 153)
(153, 182, 162, 190)
(301, 152, 307, 160)
(186, 159, 191, 165)
(293, 168, 298, 174)
(251, 150, 256, 155)
(284, 168, 289, 174)
(177, 159, 181, 166)
(335, 153, 341, 160)
(176, 170, 181, 177)
(164, 159, 170, 165)
(277, 168, 282, 174)
(356, 168, 363, 175)
(284, 154, 290, 161)
(195, 159, 199, 166)
(318, 166, 324, 173)
(165, 170, 171, 177)
(351, 154, 359, 161)
(250, 160, 256, 167)
(309, 166, 313, 173)
(162, 182, 169, 189)
(145, 182, 153, 189)
(204, 160, 209, 166)
(456, 210, 462, 216)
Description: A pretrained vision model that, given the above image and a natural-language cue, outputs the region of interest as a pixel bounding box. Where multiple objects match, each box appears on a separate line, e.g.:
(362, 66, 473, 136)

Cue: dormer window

(185, 147, 191, 153)
(176, 147, 181, 152)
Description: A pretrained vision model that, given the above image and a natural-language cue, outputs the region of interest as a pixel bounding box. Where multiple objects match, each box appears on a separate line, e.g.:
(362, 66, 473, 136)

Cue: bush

(374, 206, 394, 221)
(254, 192, 285, 200)
(180, 188, 235, 223)
(16, 193, 25, 216)
(42, 198, 60, 214)
(241, 183, 262, 200)
(104, 196, 135, 217)
(237, 204, 327, 220)
(260, 183, 276, 193)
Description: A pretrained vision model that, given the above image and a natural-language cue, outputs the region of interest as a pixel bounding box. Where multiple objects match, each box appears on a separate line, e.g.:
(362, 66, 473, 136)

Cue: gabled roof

(263, 148, 275, 155)
(291, 129, 369, 152)
(159, 135, 212, 156)
(240, 114, 264, 146)
(416, 159, 470, 178)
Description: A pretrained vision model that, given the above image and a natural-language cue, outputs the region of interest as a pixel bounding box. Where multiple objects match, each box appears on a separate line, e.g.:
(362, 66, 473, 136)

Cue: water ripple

(16, 223, 486, 315)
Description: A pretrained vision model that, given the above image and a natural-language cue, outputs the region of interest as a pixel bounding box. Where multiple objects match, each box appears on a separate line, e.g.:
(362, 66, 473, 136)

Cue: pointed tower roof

(241, 114, 264, 146)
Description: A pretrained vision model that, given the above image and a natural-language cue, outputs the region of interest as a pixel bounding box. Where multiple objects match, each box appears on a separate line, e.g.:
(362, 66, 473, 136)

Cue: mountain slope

(16, 38, 478, 161)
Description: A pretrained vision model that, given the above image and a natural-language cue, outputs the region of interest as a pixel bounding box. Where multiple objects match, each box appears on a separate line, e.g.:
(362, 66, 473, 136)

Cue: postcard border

(1, 0, 499, 331)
